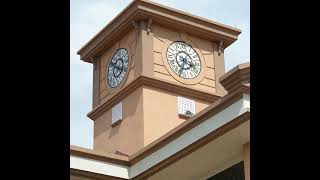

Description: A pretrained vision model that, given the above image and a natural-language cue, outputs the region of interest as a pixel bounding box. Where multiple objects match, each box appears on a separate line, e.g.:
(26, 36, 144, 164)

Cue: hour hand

(178, 61, 186, 76)
(110, 61, 117, 67)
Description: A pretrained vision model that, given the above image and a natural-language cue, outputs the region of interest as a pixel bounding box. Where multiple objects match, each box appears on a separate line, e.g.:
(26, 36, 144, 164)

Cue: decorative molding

(220, 62, 250, 94)
(218, 40, 224, 55)
(70, 145, 129, 166)
(147, 17, 152, 34)
(87, 75, 222, 120)
(77, 0, 241, 63)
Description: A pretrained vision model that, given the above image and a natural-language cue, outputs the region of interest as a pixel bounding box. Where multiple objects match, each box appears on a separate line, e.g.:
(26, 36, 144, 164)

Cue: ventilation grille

(112, 102, 122, 125)
(178, 96, 195, 116)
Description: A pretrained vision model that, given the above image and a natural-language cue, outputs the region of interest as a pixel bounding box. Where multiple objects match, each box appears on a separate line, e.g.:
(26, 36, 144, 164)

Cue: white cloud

(70, 0, 250, 149)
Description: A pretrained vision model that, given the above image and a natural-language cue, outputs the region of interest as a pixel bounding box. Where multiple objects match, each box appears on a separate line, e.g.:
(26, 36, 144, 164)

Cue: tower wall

(142, 86, 210, 146)
(93, 87, 144, 155)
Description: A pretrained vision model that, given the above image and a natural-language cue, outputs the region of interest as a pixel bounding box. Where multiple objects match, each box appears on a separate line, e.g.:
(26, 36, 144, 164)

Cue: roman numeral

(181, 43, 186, 49)
(189, 71, 195, 78)
(173, 66, 179, 72)
(119, 51, 122, 58)
(187, 46, 192, 53)
(181, 71, 186, 78)
(123, 53, 128, 60)
(168, 47, 176, 54)
(168, 60, 175, 66)
(191, 68, 198, 74)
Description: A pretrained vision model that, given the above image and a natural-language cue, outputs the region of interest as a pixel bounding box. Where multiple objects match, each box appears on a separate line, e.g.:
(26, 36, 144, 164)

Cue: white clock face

(107, 48, 129, 88)
(166, 41, 201, 79)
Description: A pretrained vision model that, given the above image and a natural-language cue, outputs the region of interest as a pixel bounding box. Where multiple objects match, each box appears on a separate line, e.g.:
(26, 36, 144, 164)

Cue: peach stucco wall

(94, 87, 144, 155)
(93, 86, 211, 155)
(142, 86, 210, 146)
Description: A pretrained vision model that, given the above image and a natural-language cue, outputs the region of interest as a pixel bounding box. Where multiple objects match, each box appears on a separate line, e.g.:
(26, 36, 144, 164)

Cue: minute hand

(178, 61, 186, 76)
(186, 60, 196, 68)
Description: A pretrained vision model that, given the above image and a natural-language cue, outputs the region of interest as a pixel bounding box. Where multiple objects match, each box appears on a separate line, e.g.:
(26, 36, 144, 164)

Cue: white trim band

(70, 155, 129, 179)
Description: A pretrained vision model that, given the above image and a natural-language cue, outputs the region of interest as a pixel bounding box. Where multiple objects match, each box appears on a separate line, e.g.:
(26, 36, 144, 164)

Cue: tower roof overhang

(77, 0, 242, 63)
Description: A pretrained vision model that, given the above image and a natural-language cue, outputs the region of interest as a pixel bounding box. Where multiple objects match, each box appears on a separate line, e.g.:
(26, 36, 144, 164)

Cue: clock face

(166, 41, 201, 79)
(107, 48, 129, 88)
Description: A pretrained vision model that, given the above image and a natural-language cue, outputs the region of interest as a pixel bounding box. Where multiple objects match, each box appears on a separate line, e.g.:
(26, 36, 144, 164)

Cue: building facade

(70, 0, 250, 179)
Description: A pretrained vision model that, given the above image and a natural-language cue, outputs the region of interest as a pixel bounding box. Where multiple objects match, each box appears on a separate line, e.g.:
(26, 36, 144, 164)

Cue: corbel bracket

(132, 20, 139, 30)
(147, 17, 152, 34)
(218, 40, 223, 55)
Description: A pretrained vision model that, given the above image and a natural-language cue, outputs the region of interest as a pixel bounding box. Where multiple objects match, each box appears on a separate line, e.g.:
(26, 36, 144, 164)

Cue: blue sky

(70, 0, 250, 149)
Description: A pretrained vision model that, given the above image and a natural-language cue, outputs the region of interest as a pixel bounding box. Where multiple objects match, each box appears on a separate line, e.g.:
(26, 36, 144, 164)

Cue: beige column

(134, 20, 154, 78)
(243, 142, 250, 180)
(92, 57, 100, 108)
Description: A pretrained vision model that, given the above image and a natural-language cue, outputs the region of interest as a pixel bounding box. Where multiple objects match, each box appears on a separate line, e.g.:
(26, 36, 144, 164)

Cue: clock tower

(77, 0, 241, 156)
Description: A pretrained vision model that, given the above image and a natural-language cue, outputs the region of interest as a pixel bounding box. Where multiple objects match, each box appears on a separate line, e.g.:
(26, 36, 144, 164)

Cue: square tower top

(77, 0, 241, 63)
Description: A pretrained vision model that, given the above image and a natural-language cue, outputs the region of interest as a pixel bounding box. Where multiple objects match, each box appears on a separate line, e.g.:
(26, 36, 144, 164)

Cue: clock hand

(178, 60, 186, 76)
(178, 55, 184, 62)
(186, 60, 195, 68)
(113, 66, 118, 73)
(116, 69, 121, 76)
(110, 62, 118, 71)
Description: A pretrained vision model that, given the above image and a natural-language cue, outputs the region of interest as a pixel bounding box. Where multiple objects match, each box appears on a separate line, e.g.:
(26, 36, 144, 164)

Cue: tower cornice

(77, 0, 241, 63)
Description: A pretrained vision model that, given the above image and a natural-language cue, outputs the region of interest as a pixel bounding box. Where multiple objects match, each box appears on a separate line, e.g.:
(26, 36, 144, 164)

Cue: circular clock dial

(166, 41, 201, 79)
(107, 48, 129, 88)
